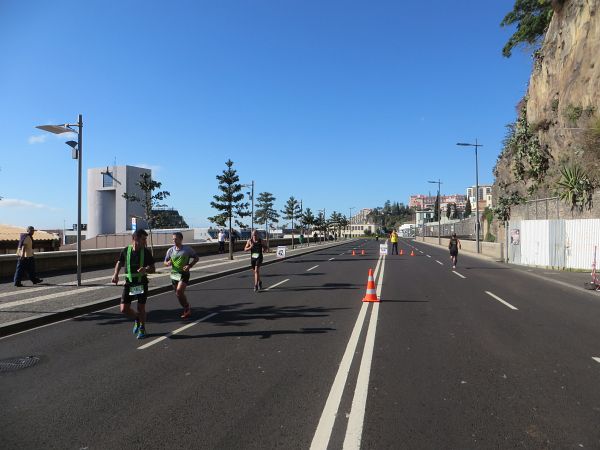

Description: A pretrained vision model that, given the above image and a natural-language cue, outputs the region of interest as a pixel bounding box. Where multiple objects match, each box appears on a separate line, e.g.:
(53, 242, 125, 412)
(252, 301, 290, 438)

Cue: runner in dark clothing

(448, 233, 461, 269)
(244, 229, 268, 292)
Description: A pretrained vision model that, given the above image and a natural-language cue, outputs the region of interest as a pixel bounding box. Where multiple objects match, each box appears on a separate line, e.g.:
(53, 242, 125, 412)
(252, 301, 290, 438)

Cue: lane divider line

(452, 271, 466, 278)
(328, 258, 335, 261)
(592, 357, 600, 364)
(426, 255, 431, 258)
(265, 279, 289, 291)
(307, 265, 319, 272)
(310, 303, 370, 450)
(435, 260, 444, 266)
(485, 291, 518, 310)
(137, 312, 218, 350)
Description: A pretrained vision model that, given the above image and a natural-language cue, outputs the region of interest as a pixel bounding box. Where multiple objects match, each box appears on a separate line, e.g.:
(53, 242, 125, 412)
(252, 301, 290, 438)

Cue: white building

(86, 165, 149, 239)
(467, 185, 493, 208)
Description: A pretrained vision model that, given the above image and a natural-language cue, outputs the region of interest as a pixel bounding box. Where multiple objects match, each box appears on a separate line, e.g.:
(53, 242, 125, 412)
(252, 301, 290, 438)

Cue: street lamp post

(318, 209, 325, 243)
(349, 206, 355, 239)
(37, 114, 83, 286)
(428, 179, 442, 245)
(242, 180, 255, 233)
(457, 140, 483, 253)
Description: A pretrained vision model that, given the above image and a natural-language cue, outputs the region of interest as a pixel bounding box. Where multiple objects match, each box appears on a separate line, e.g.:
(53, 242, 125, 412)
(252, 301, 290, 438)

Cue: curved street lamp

(37, 114, 83, 285)
(457, 139, 483, 253)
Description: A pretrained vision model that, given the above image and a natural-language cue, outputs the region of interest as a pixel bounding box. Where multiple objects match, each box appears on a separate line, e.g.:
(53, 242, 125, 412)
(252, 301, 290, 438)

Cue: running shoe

(132, 320, 141, 335)
(254, 284, 259, 292)
(136, 324, 146, 339)
(181, 305, 192, 319)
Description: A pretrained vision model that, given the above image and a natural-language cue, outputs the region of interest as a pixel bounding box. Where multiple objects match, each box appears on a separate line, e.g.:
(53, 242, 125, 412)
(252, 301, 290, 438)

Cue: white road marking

(328, 258, 335, 261)
(343, 255, 385, 448)
(485, 291, 518, 310)
(307, 265, 319, 272)
(435, 260, 444, 266)
(137, 312, 217, 350)
(310, 302, 370, 450)
(0, 284, 110, 309)
(426, 255, 431, 258)
(452, 271, 466, 278)
(265, 279, 289, 290)
(592, 357, 600, 364)
(311, 254, 383, 450)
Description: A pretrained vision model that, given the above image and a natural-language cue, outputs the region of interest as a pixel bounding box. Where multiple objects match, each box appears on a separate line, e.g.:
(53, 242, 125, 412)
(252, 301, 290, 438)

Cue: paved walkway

(0, 240, 349, 336)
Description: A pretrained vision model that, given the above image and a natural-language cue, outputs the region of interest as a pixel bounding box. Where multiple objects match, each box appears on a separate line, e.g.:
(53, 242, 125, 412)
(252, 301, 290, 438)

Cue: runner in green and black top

(164, 232, 199, 319)
(112, 229, 156, 339)
(448, 232, 461, 269)
(244, 229, 268, 292)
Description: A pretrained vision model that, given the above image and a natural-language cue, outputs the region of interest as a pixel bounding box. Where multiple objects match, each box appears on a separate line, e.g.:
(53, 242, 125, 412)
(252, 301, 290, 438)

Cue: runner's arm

(112, 261, 122, 284)
(244, 240, 252, 251)
(183, 254, 199, 272)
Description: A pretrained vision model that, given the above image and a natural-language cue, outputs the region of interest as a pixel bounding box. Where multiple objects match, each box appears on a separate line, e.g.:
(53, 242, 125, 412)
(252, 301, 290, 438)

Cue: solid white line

(310, 303, 370, 450)
(265, 279, 289, 291)
(485, 291, 518, 310)
(435, 260, 444, 266)
(0, 285, 110, 309)
(138, 312, 217, 350)
(344, 302, 380, 449)
(328, 258, 335, 261)
(343, 255, 385, 448)
(593, 357, 600, 364)
(307, 265, 319, 272)
(452, 271, 466, 278)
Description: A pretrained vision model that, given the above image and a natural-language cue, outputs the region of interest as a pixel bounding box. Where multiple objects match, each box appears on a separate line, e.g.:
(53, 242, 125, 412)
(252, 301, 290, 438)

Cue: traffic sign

(379, 244, 388, 255)
(276, 246, 286, 258)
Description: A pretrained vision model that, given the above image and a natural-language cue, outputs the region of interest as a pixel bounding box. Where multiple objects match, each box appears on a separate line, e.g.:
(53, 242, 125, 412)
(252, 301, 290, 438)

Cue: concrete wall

(0, 238, 305, 279)
(419, 236, 504, 261)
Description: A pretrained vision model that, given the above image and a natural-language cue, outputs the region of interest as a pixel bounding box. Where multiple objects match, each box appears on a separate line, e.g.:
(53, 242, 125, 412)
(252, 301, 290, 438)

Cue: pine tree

(208, 159, 250, 260)
(254, 192, 279, 247)
(281, 196, 302, 248)
(122, 172, 170, 255)
(300, 208, 315, 244)
(465, 198, 472, 217)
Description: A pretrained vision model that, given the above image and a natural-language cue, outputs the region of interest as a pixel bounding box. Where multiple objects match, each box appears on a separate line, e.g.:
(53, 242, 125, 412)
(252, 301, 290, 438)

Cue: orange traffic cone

(361, 249, 365, 256)
(400, 249, 404, 256)
(352, 249, 356, 256)
(410, 250, 415, 256)
(362, 268, 379, 302)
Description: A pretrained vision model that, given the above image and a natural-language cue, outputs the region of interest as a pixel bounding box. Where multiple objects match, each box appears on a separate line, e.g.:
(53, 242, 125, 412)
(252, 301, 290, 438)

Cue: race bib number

(379, 244, 388, 256)
(170, 272, 182, 281)
(251, 253, 260, 259)
(276, 246, 286, 258)
(129, 284, 145, 296)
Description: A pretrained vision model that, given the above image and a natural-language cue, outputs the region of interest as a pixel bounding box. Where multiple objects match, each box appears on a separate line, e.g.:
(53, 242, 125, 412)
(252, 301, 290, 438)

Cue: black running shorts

(121, 284, 149, 304)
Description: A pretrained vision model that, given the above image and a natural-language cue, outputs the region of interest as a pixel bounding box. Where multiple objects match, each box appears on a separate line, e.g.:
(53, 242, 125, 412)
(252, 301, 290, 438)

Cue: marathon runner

(244, 229, 268, 292)
(164, 232, 199, 319)
(112, 229, 156, 339)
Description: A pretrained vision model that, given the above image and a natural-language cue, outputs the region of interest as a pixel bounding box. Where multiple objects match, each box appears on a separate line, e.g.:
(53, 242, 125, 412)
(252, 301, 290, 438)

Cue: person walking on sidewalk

(14, 226, 43, 287)
(449, 233, 461, 269)
(112, 229, 155, 339)
(164, 232, 199, 319)
(244, 229, 268, 292)
(390, 229, 399, 255)
(218, 229, 225, 254)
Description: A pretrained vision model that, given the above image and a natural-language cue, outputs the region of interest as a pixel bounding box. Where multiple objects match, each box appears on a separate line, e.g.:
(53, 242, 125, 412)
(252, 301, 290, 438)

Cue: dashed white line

(593, 357, 600, 364)
(137, 312, 217, 350)
(265, 279, 289, 290)
(485, 291, 518, 310)
(452, 271, 466, 278)
(307, 265, 319, 272)
(435, 260, 444, 266)
(328, 258, 335, 261)
(426, 255, 431, 258)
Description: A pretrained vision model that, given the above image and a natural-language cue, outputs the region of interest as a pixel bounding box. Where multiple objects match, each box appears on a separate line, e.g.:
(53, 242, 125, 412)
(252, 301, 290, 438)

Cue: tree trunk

(228, 216, 233, 260)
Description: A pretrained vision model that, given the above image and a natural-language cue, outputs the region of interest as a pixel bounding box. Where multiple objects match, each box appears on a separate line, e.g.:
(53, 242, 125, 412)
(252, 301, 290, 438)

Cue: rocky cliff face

(494, 0, 600, 219)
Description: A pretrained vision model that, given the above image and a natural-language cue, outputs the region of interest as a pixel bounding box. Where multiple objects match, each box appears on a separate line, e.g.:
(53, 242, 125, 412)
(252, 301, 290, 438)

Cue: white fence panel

(520, 220, 550, 266)
(565, 219, 600, 270)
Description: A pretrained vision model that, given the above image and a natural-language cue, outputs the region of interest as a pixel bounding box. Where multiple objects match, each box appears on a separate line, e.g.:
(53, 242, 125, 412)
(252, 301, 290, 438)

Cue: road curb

(0, 240, 351, 338)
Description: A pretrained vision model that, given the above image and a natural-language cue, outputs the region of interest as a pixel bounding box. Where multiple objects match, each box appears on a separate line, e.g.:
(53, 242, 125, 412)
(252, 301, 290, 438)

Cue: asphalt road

(1, 239, 600, 449)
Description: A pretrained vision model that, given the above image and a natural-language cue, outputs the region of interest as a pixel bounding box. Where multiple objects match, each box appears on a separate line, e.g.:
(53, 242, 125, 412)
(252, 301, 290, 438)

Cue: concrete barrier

(419, 237, 504, 261)
(0, 237, 320, 279)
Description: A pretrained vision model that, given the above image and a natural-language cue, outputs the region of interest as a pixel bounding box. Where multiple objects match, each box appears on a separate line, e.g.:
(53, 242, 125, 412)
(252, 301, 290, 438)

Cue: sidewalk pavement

(0, 240, 351, 337)
(413, 239, 599, 298)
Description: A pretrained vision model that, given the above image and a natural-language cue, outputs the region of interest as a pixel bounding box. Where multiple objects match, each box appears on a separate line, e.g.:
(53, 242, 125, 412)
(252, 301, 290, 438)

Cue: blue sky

(0, 0, 532, 229)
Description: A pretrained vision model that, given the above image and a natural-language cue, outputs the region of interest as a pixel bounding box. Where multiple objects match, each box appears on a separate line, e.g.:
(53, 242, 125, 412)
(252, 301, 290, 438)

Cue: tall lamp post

(349, 206, 355, 239)
(428, 179, 442, 245)
(318, 209, 325, 243)
(37, 114, 83, 286)
(457, 140, 483, 253)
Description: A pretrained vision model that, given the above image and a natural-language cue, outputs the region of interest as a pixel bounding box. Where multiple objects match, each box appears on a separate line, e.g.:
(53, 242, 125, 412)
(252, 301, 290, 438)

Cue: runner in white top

(164, 232, 199, 319)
